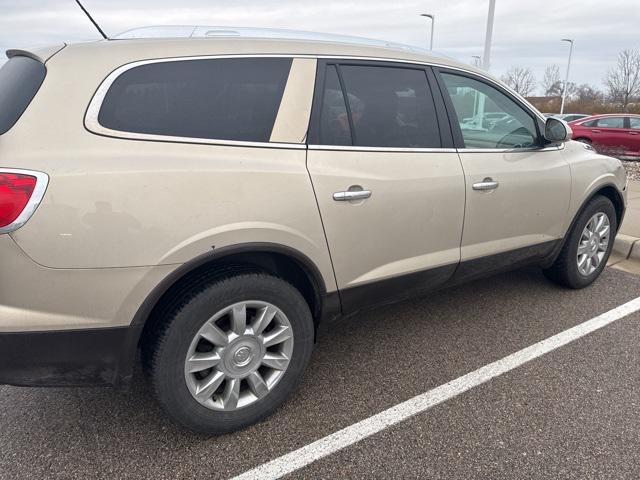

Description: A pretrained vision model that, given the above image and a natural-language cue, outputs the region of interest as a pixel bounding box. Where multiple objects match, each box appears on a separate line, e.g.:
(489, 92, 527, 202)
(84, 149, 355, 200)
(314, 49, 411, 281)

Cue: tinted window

(319, 65, 440, 148)
(319, 66, 351, 146)
(441, 72, 539, 149)
(581, 119, 598, 127)
(630, 117, 640, 129)
(98, 58, 292, 142)
(0, 56, 46, 135)
(595, 117, 624, 128)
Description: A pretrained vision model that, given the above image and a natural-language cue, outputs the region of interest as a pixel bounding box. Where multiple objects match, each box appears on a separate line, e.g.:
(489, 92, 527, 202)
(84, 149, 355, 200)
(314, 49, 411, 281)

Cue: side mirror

(544, 117, 573, 143)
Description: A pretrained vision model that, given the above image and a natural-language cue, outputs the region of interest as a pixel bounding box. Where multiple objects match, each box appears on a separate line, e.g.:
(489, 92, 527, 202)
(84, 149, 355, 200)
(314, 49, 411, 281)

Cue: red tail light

(0, 169, 48, 233)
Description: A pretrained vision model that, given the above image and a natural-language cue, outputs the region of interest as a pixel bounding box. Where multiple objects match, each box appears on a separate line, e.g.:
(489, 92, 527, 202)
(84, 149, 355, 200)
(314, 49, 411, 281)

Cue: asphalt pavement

(1, 266, 639, 479)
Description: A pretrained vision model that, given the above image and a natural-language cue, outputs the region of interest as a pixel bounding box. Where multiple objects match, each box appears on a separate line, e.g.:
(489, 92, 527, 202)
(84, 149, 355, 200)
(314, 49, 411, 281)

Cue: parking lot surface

(1, 267, 639, 479)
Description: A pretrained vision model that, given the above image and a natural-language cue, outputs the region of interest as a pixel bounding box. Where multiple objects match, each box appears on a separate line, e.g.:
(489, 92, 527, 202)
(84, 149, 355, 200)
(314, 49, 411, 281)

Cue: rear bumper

(0, 325, 142, 387)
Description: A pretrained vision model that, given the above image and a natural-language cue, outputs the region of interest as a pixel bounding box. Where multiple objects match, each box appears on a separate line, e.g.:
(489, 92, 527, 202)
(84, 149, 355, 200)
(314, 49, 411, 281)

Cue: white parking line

(231, 296, 640, 480)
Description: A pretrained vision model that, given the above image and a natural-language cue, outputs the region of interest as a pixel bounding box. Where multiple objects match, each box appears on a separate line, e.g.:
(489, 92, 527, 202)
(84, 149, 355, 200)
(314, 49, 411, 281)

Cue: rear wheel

(149, 273, 314, 434)
(544, 195, 616, 288)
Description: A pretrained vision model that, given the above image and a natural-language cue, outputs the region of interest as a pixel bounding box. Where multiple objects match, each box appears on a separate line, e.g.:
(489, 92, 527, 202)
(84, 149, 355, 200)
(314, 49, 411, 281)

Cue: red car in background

(569, 114, 640, 158)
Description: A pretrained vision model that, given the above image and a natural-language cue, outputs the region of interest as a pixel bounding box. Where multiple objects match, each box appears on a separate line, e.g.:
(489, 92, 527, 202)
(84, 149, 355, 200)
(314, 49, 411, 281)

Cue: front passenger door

(437, 70, 571, 276)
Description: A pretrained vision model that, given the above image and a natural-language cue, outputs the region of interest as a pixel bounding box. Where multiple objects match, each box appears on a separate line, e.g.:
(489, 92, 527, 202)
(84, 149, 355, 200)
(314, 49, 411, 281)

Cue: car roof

(9, 26, 545, 121)
(571, 113, 640, 123)
(9, 26, 487, 78)
(579, 113, 640, 119)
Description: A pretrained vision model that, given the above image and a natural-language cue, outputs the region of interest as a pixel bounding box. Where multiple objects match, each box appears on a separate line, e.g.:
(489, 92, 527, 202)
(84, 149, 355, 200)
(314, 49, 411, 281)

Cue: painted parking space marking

(231, 296, 640, 480)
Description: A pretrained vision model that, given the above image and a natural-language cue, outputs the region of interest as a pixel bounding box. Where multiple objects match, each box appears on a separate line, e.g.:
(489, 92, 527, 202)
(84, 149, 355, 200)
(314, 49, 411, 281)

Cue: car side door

(434, 68, 571, 280)
(625, 116, 640, 155)
(589, 116, 628, 153)
(306, 60, 465, 313)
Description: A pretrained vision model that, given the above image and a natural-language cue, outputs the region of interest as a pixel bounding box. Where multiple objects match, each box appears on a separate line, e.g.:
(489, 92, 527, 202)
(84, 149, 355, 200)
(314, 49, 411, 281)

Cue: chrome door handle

(629, 131, 639, 135)
(333, 190, 372, 201)
(472, 178, 499, 191)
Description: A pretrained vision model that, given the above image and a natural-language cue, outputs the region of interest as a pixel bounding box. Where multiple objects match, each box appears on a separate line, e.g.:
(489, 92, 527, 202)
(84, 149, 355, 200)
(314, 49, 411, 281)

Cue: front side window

(630, 117, 640, 129)
(318, 64, 441, 148)
(98, 57, 292, 143)
(595, 117, 625, 128)
(441, 72, 539, 149)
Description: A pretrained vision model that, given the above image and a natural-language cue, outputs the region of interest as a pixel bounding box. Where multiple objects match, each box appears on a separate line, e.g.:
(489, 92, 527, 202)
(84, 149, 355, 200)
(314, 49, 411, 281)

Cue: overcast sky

(1, 0, 638, 94)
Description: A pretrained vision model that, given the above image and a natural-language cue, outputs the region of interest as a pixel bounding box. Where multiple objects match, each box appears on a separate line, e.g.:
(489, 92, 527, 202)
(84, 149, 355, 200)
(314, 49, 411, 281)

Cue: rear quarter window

(0, 56, 46, 135)
(97, 57, 292, 143)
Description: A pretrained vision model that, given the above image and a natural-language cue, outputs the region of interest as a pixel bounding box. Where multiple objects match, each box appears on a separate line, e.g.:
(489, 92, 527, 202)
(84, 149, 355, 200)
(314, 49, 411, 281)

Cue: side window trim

(424, 66, 454, 149)
(431, 66, 465, 148)
(433, 66, 546, 151)
(307, 59, 331, 146)
(334, 65, 357, 145)
(308, 59, 452, 151)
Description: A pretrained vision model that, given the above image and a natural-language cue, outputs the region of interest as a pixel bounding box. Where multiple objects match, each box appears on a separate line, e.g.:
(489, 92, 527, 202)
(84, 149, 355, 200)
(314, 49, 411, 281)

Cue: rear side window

(317, 64, 441, 148)
(0, 56, 46, 135)
(98, 57, 292, 143)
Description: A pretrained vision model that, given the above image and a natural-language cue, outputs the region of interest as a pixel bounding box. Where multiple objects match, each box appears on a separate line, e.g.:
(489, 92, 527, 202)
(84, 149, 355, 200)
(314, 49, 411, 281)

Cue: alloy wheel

(184, 301, 294, 411)
(576, 212, 610, 276)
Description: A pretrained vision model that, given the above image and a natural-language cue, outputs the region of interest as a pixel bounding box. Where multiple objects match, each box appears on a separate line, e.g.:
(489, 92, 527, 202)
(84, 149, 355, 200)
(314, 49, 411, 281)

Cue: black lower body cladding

(0, 326, 140, 387)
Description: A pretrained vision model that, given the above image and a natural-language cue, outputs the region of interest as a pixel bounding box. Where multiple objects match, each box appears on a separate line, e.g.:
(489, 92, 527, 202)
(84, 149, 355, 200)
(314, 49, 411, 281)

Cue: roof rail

(113, 25, 428, 53)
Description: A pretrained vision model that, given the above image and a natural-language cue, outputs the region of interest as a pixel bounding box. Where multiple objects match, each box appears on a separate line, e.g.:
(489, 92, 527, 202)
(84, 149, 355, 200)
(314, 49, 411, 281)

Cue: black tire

(544, 195, 617, 289)
(149, 273, 314, 434)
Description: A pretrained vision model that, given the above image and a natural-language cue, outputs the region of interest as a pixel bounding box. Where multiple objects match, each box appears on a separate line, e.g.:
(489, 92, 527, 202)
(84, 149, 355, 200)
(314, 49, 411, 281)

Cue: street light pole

(472, 55, 482, 67)
(420, 14, 435, 51)
(560, 38, 574, 114)
(482, 0, 496, 70)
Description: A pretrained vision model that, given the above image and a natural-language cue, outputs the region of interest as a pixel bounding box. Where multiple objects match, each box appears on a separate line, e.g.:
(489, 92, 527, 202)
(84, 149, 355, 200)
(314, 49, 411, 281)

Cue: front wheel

(544, 195, 617, 289)
(148, 273, 314, 434)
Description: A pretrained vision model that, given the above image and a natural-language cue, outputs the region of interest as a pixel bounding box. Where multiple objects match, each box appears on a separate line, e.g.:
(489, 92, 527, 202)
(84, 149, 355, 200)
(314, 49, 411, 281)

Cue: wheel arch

(112, 243, 338, 385)
(568, 183, 625, 237)
(594, 184, 625, 228)
(542, 183, 625, 269)
(135, 242, 330, 327)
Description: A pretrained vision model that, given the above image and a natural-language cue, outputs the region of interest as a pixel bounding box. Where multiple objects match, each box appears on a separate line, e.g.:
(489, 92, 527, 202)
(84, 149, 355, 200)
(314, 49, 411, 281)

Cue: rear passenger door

(625, 117, 640, 155)
(306, 60, 465, 313)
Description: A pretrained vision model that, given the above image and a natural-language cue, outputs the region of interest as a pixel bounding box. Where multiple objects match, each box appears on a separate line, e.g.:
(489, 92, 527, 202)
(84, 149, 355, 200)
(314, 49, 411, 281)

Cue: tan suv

(0, 28, 628, 433)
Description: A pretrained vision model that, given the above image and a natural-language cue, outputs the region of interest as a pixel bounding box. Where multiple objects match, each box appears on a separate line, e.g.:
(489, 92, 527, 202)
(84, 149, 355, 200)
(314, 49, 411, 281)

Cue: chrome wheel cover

(184, 301, 294, 411)
(577, 212, 610, 276)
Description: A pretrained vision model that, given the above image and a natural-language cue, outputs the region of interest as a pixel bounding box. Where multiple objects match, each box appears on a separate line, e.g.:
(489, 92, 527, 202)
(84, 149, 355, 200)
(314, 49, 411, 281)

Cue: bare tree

(547, 80, 577, 99)
(605, 49, 640, 108)
(541, 65, 561, 95)
(501, 66, 537, 96)
(575, 84, 602, 103)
